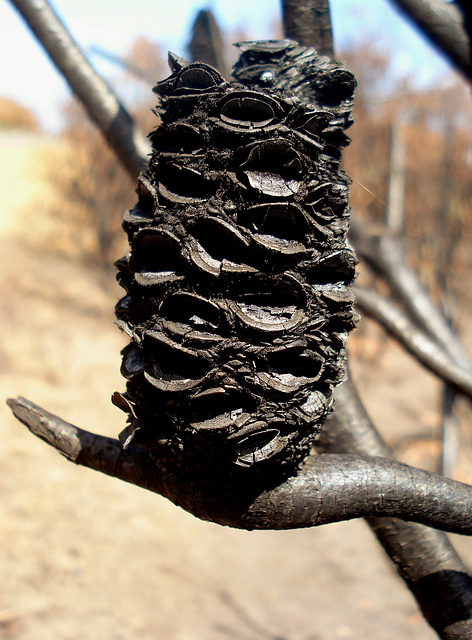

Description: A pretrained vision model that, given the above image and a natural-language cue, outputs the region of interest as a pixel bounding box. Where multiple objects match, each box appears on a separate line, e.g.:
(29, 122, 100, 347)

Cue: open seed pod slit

(114, 41, 358, 486)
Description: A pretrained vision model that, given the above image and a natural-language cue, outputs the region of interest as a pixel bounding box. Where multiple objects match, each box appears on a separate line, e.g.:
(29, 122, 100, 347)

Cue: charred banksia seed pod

(113, 41, 358, 488)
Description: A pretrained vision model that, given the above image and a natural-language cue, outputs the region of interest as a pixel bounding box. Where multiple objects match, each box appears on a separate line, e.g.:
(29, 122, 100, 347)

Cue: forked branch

(350, 220, 472, 371)
(7, 396, 472, 534)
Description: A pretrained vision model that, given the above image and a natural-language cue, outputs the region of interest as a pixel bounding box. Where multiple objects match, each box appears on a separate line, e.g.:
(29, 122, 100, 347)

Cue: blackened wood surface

(114, 43, 357, 486)
(319, 376, 472, 640)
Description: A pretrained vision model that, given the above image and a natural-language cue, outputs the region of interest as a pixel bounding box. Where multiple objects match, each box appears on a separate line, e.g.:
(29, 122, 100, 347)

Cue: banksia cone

(113, 41, 357, 488)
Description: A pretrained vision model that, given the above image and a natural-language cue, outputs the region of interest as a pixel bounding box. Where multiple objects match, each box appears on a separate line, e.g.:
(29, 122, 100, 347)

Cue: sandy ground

(2, 130, 472, 640)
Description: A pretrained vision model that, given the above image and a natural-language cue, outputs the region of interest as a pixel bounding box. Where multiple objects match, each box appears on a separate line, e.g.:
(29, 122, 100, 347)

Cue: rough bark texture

(113, 42, 358, 488)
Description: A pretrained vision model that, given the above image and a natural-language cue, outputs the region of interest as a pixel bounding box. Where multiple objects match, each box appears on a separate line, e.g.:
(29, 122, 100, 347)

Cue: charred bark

(282, 5, 472, 638)
(113, 44, 357, 486)
(318, 375, 472, 640)
(7, 396, 472, 535)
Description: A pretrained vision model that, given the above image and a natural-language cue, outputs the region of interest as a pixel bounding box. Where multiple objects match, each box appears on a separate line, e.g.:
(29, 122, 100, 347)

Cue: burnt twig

(7, 396, 472, 534)
(350, 219, 472, 371)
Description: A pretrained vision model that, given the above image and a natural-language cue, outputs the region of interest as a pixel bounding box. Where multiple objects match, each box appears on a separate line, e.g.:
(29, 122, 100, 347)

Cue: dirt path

(2, 133, 472, 640)
(0, 131, 64, 233)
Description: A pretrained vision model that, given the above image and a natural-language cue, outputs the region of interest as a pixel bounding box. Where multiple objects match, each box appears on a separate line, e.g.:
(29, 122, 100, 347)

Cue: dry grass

(0, 98, 39, 131)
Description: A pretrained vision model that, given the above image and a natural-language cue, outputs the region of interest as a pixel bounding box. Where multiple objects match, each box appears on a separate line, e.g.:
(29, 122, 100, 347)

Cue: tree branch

(7, 396, 472, 534)
(318, 374, 472, 640)
(356, 276, 464, 476)
(355, 285, 472, 398)
(8, 0, 151, 179)
(281, 0, 334, 57)
(350, 220, 472, 371)
(387, 0, 472, 83)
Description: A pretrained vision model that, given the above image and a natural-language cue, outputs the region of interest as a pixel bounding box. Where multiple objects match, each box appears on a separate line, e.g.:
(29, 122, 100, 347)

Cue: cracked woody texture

(113, 40, 358, 487)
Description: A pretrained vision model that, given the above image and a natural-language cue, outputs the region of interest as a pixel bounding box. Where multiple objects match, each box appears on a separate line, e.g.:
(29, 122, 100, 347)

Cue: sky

(1, 0, 455, 132)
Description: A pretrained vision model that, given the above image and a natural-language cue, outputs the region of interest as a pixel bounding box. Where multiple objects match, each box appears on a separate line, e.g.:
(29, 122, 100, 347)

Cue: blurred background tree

(344, 41, 472, 314)
(40, 36, 166, 273)
(0, 96, 39, 130)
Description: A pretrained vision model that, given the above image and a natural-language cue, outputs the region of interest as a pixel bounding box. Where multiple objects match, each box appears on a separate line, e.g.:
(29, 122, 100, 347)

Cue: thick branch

(355, 285, 472, 398)
(281, 0, 334, 58)
(387, 0, 472, 83)
(7, 396, 472, 535)
(319, 375, 472, 640)
(9, 0, 150, 179)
